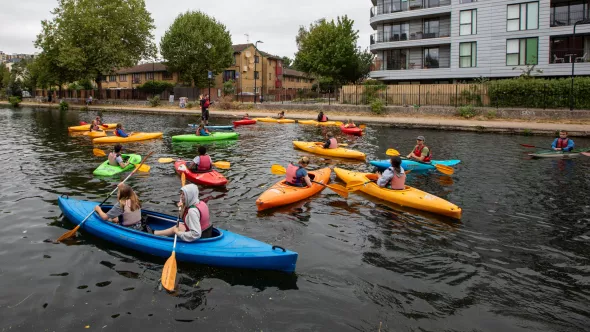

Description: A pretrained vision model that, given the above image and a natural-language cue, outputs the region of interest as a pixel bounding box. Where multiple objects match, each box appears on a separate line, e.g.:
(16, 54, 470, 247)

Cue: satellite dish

(249, 58, 254, 64)
(248, 64, 254, 69)
(245, 51, 251, 58)
(243, 65, 248, 72)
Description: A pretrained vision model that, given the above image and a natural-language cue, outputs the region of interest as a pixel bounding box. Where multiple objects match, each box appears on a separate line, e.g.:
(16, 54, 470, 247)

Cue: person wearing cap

(108, 144, 129, 168)
(407, 136, 432, 163)
(285, 156, 313, 187)
(153, 184, 213, 241)
(376, 156, 406, 190)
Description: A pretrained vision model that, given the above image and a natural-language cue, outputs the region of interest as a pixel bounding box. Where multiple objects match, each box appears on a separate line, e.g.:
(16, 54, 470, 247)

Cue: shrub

(370, 99, 384, 114)
(59, 100, 69, 111)
(149, 95, 161, 107)
(80, 106, 89, 112)
(457, 105, 476, 118)
(186, 102, 194, 109)
(222, 80, 235, 95)
(8, 96, 21, 107)
(523, 128, 533, 136)
(245, 103, 254, 110)
(485, 110, 497, 119)
(363, 79, 386, 105)
(217, 95, 236, 110)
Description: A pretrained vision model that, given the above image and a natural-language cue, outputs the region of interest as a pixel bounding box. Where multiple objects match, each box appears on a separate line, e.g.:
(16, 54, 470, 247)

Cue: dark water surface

(1, 107, 589, 331)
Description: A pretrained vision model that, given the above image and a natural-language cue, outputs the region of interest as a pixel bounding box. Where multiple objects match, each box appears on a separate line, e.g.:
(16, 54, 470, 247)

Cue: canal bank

(3, 101, 590, 136)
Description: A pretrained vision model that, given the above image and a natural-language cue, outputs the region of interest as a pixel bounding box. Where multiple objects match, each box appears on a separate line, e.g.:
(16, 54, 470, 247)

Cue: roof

(284, 68, 311, 78)
(232, 44, 282, 60)
(116, 62, 168, 74)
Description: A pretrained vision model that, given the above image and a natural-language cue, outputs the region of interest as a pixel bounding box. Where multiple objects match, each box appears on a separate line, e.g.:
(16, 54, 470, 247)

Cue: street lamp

(570, 19, 590, 111)
(205, 43, 212, 99)
(254, 40, 263, 104)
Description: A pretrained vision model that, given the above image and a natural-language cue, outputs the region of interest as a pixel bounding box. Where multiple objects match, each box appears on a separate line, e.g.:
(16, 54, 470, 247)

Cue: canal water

(0, 107, 589, 331)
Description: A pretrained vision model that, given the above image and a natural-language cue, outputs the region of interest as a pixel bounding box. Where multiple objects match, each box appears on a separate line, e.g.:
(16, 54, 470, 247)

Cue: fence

(35, 87, 203, 103)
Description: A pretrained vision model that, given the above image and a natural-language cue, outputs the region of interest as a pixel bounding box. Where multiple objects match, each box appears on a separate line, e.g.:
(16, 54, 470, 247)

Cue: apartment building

(369, 0, 590, 83)
(283, 68, 315, 90)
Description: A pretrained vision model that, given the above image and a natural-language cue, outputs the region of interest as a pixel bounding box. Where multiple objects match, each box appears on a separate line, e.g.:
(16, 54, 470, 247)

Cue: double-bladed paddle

(93, 148, 150, 172)
(157, 158, 230, 169)
(161, 173, 185, 292)
(57, 152, 153, 242)
(345, 170, 412, 191)
(270, 164, 348, 198)
(385, 148, 454, 175)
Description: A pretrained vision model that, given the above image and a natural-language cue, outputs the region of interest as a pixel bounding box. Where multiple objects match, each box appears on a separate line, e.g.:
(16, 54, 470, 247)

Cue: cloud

(0, 0, 373, 58)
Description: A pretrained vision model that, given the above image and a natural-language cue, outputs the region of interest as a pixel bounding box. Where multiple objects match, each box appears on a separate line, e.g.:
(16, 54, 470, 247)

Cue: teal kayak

(93, 154, 141, 176)
(370, 159, 461, 171)
(172, 132, 239, 142)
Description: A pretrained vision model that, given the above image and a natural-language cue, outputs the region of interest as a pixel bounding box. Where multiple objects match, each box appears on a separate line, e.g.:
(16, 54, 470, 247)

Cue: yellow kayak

(254, 117, 296, 124)
(334, 167, 462, 219)
(83, 131, 107, 138)
(293, 141, 365, 160)
(68, 123, 117, 131)
(298, 120, 342, 126)
(92, 132, 163, 144)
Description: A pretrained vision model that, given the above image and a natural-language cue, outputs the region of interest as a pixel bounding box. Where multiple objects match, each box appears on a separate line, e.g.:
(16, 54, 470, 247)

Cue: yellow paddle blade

(93, 148, 106, 157)
(161, 251, 177, 292)
(325, 183, 349, 198)
(271, 164, 286, 175)
(57, 224, 80, 242)
(158, 158, 175, 163)
(335, 121, 343, 126)
(346, 180, 369, 191)
(435, 164, 455, 175)
(359, 124, 366, 129)
(135, 163, 150, 172)
(213, 161, 230, 169)
(386, 149, 400, 156)
(181, 172, 186, 187)
(338, 143, 348, 147)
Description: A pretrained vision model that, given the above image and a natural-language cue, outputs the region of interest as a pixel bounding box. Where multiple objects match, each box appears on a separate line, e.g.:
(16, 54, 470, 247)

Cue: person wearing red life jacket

(187, 146, 213, 173)
(317, 111, 328, 122)
(552, 130, 575, 152)
(407, 135, 432, 163)
(114, 123, 130, 138)
(376, 156, 406, 190)
(243, 113, 251, 120)
(285, 156, 313, 187)
(344, 119, 356, 128)
(323, 132, 338, 149)
(201, 95, 211, 125)
(107, 144, 129, 168)
(153, 184, 213, 240)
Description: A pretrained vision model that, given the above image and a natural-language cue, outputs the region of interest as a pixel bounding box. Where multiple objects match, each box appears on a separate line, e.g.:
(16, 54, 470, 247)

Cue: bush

(59, 100, 69, 111)
(485, 110, 497, 119)
(149, 95, 161, 107)
(186, 102, 194, 109)
(8, 96, 21, 107)
(363, 79, 386, 105)
(370, 99, 384, 114)
(217, 96, 236, 110)
(457, 105, 476, 118)
(80, 106, 89, 112)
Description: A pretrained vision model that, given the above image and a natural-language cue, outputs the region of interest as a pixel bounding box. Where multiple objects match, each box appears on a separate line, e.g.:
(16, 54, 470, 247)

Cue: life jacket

(118, 200, 142, 226)
(182, 201, 211, 233)
(204, 99, 210, 108)
(286, 163, 303, 186)
(197, 155, 212, 171)
(386, 167, 406, 190)
(115, 129, 122, 137)
(345, 124, 355, 128)
(413, 145, 432, 162)
(108, 152, 120, 166)
(320, 115, 328, 122)
(556, 138, 569, 149)
(328, 138, 338, 149)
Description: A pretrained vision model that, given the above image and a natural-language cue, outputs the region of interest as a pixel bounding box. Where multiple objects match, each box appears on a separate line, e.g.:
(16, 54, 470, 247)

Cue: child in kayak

(407, 136, 431, 163)
(323, 132, 338, 149)
(552, 130, 575, 152)
(196, 123, 211, 136)
(376, 156, 406, 190)
(89, 119, 100, 132)
(317, 111, 328, 122)
(285, 156, 312, 187)
(115, 124, 129, 138)
(187, 146, 212, 173)
(94, 183, 143, 230)
(153, 184, 213, 240)
(243, 113, 251, 120)
(344, 119, 356, 128)
(95, 116, 103, 126)
(108, 144, 130, 168)
(277, 111, 285, 119)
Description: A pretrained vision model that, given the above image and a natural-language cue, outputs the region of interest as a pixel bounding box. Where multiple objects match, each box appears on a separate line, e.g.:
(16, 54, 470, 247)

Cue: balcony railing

(370, 28, 450, 44)
(550, 10, 589, 27)
(370, 0, 451, 17)
(550, 49, 589, 63)
(371, 60, 450, 71)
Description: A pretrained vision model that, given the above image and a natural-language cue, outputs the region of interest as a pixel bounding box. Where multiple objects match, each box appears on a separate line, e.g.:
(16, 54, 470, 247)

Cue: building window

(459, 42, 477, 67)
(460, 10, 477, 35)
(507, 37, 539, 65)
(145, 72, 154, 80)
(132, 73, 141, 84)
(460, 0, 476, 3)
(423, 18, 440, 38)
(255, 55, 260, 63)
(109, 75, 117, 82)
(254, 71, 259, 79)
(507, 2, 539, 31)
(119, 74, 127, 82)
(551, 2, 589, 27)
(223, 70, 236, 82)
(162, 72, 173, 80)
(424, 47, 440, 68)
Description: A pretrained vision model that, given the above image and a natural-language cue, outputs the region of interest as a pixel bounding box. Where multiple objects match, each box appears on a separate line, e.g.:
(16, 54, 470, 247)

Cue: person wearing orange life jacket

(317, 111, 328, 122)
(108, 144, 130, 168)
(323, 132, 338, 149)
(153, 184, 213, 240)
(285, 156, 313, 187)
(376, 156, 406, 190)
(187, 146, 212, 173)
(407, 135, 432, 163)
(552, 130, 575, 152)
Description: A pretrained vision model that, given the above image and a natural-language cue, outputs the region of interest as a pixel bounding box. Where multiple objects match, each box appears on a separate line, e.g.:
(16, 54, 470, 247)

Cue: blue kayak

(188, 124, 234, 131)
(58, 196, 298, 273)
(370, 159, 461, 171)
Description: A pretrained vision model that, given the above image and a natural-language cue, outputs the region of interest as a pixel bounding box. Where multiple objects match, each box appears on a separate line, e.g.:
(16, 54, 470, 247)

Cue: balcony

(551, 49, 589, 63)
(550, 35, 590, 63)
(371, 0, 451, 18)
(370, 23, 450, 45)
(372, 46, 451, 71)
(550, 10, 588, 27)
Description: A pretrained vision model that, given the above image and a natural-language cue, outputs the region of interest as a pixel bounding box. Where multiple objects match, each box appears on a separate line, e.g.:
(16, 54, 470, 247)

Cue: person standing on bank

(201, 95, 211, 125)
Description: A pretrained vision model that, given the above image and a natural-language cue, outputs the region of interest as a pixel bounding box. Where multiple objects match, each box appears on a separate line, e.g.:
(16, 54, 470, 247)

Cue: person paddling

(89, 119, 100, 132)
(94, 183, 143, 230)
(201, 95, 211, 125)
(196, 122, 211, 136)
(95, 116, 103, 126)
(277, 111, 285, 119)
(317, 111, 328, 122)
(344, 119, 356, 128)
(243, 113, 251, 120)
(153, 184, 213, 240)
(376, 156, 406, 190)
(187, 146, 212, 173)
(552, 130, 575, 152)
(108, 144, 130, 168)
(285, 156, 312, 187)
(115, 123, 129, 138)
(323, 132, 338, 149)
(407, 136, 431, 163)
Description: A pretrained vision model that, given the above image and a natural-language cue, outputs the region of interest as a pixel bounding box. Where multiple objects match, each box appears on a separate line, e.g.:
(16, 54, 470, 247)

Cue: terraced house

(369, 0, 590, 83)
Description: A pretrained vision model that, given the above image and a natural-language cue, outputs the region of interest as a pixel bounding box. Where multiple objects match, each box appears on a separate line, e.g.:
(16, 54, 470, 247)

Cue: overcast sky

(0, 0, 373, 59)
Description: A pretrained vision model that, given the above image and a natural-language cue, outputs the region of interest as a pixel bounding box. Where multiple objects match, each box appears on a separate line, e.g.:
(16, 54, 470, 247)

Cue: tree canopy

(294, 16, 373, 85)
(160, 11, 234, 89)
(281, 56, 294, 69)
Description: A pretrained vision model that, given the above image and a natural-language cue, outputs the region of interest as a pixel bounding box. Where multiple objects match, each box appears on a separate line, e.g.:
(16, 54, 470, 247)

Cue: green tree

(0, 63, 10, 97)
(160, 11, 233, 89)
(281, 56, 293, 69)
(294, 16, 373, 86)
(223, 79, 235, 95)
(36, 0, 156, 94)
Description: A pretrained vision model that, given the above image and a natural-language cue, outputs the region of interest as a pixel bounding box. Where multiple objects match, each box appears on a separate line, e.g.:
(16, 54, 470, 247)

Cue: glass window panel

(507, 54, 519, 65)
(526, 38, 538, 64)
(520, 5, 527, 30)
(460, 43, 472, 56)
(472, 11, 477, 34)
(507, 5, 520, 19)
(460, 10, 472, 24)
(460, 57, 471, 68)
(460, 25, 472, 35)
(507, 20, 519, 31)
(520, 39, 526, 64)
(507, 39, 519, 53)
(527, 2, 538, 29)
(472, 43, 477, 66)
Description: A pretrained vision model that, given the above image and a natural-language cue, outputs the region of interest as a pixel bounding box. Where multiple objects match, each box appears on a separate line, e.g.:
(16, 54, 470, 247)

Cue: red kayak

(233, 119, 257, 126)
(340, 124, 363, 136)
(174, 161, 228, 186)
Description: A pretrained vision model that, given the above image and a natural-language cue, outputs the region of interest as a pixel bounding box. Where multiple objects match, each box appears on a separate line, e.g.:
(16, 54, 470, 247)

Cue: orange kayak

(256, 168, 331, 211)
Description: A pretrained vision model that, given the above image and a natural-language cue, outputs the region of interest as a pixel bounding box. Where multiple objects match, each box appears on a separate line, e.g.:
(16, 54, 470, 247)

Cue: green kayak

(172, 132, 239, 142)
(93, 154, 142, 176)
